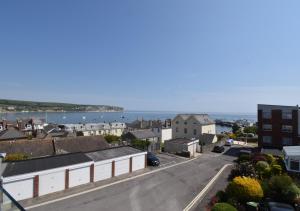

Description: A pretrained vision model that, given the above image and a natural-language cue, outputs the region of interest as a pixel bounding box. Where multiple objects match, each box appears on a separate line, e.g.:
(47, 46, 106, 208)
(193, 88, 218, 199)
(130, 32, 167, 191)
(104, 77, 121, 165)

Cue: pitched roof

(43, 124, 58, 134)
(2, 153, 92, 177)
(54, 136, 109, 154)
(129, 130, 158, 139)
(175, 114, 215, 125)
(198, 133, 217, 144)
(86, 146, 144, 162)
(0, 139, 54, 158)
(0, 128, 27, 141)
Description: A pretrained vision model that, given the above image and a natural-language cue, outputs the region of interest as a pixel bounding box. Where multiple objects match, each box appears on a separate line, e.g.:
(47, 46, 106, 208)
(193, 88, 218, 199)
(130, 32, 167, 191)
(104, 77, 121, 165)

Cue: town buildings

(171, 114, 216, 139)
(257, 104, 300, 149)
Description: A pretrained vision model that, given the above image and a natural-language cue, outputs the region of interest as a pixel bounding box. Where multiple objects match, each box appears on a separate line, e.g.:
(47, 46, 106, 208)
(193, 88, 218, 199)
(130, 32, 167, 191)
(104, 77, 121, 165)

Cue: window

(193, 129, 197, 135)
(176, 127, 178, 133)
(263, 136, 272, 144)
(283, 137, 293, 146)
(282, 125, 293, 133)
(175, 121, 179, 124)
(184, 128, 187, 134)
(262, 111, 271, 119)
(290, 159, 300, 171)
(263, 124, 272, 131)
(184, 122, 187, 125)
(282, 111, 293, 120)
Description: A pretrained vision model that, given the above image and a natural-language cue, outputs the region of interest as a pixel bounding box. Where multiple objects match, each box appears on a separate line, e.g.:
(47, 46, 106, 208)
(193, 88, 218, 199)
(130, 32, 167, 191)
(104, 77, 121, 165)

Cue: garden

(207, 152, 300, 211)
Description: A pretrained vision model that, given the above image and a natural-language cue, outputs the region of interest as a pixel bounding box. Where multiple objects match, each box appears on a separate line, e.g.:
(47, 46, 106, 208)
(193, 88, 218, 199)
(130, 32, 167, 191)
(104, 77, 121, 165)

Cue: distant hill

(0, 99, 124, 112)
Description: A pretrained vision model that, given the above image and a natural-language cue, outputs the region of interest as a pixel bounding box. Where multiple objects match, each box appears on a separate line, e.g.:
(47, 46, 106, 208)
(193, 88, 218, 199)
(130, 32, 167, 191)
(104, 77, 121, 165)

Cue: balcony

(0, 186, 25, 211)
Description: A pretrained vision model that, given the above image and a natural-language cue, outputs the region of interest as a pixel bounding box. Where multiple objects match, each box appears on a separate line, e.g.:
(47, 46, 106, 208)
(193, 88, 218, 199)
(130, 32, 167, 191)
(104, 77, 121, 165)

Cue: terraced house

(258, 104, 300, 149)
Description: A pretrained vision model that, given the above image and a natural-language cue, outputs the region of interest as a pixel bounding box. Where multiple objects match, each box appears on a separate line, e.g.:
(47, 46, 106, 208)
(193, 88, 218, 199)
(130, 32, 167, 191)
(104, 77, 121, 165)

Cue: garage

(3, 177, 33, 201)
(39, 170, 65, 196)
(115, 158, 130, 176)
(87, 146, 147, 180)
(164, 138, 199, 157)
(132, 155, 145, 171)
(69, 166, 90, 188)
(94, 162, 112, 182)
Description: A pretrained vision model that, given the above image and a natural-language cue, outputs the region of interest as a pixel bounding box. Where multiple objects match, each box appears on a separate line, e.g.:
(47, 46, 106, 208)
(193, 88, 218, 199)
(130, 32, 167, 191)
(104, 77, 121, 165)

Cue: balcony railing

(0, 186, 25, 211)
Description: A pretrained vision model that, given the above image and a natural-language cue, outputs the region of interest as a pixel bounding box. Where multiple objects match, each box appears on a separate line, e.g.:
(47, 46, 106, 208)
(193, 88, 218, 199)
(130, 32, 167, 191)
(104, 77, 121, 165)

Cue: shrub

(252, 153, 267, 163)
(131, 139, 150, 150)
(255, 161, 270, 179)
(226, 176, 263, 203)
(216, 190, 228, 202)
(229, 162, 258, 180)
(238, 154, 250, 163)
(265, 154, 276, 165)
(104, 134, 120, 143)
(267, 175, 300, 203)
(4, 153, 29, 161)
(270, 164, 282, 176)
(212, 203, 237, 211)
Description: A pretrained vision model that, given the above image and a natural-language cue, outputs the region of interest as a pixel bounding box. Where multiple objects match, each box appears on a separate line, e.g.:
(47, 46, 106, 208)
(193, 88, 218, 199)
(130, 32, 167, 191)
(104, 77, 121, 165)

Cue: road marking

(25, 156, 200, 210)
(158, 161, 176, 168)
(183, 164, 233, 211)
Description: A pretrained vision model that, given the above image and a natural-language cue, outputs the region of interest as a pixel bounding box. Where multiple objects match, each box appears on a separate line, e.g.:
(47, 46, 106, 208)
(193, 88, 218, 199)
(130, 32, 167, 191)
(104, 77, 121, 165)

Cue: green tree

(104, 135, 120, 144)
(243, 126, 257, 134)
(232, 123, 240, 134)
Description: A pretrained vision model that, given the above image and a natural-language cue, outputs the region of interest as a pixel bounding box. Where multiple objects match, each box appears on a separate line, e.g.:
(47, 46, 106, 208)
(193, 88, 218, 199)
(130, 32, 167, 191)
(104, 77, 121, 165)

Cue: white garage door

(115, 158, 129, 176)
(69, 167, 90, 188)
(132, 155, 145, 171)
(94, 162, 112, 182)
(39, 171, 65, 196)
(3, 178, 33, 201)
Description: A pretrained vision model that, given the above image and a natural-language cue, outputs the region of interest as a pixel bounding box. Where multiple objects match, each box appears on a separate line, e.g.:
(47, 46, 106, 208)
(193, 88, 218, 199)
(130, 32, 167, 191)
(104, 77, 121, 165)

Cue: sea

(0, 111, 256, 134)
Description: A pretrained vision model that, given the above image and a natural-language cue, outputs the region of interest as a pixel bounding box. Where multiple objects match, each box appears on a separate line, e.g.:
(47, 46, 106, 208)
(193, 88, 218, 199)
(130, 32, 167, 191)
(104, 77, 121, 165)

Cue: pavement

(23, 146, 247, 211)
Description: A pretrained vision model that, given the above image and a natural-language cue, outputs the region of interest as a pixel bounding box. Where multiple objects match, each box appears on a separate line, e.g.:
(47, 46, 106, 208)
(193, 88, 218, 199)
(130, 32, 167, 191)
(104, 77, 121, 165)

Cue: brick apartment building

(258, 104, 300, 149)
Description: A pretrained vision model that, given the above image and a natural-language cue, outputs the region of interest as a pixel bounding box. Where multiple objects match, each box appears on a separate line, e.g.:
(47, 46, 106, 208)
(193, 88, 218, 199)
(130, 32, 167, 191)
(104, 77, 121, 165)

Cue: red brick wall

(144, 154, 147, 168)
(65, 169, 69, 189)
(33, 175, 39, 198)
(112, 161, 115, 177)
(90, 164, 94, 183)
(129, 157, 132, 173)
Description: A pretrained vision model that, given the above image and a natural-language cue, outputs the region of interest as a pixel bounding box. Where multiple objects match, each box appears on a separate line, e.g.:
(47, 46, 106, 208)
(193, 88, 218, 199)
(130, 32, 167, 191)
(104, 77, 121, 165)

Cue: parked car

(147, 152, 160, 166)
(266, 202, 295, 211)
(212, 146, 225, 153)
(225, 139, 233, 146)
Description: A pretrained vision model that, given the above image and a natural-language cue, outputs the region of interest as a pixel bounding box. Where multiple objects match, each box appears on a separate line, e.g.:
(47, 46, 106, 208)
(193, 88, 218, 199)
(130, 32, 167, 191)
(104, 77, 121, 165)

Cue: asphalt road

(29, 148, 240, 211)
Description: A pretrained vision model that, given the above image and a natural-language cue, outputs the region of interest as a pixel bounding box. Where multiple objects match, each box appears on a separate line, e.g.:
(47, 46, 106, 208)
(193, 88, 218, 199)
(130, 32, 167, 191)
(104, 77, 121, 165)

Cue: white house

(164, 138, 199, 157)
(172, 114, 216, 139)
(64, 122, 126, 137)
(283, 146, 300, 173)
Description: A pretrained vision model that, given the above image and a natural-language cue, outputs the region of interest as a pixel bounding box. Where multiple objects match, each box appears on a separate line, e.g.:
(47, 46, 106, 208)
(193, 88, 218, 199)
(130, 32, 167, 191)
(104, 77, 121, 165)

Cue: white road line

(183, 164, 233, 211)
(25, 156, 200, 210)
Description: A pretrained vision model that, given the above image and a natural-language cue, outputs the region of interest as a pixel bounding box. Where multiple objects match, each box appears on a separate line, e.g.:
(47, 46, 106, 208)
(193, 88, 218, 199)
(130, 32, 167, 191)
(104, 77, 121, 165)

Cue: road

(28, 148, 240, 211)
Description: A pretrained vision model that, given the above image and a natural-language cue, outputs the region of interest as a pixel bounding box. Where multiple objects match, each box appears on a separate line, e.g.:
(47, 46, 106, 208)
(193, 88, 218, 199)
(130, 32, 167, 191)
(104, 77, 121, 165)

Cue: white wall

(115, 159, 130, 176)
(132, 155, 145, 171)
(39, 171, 65, 196)
(94, 162, 112, 182)
(161, 128, 172, 143)
(3, 178, 34, 201)
(68, 166, 90, 188)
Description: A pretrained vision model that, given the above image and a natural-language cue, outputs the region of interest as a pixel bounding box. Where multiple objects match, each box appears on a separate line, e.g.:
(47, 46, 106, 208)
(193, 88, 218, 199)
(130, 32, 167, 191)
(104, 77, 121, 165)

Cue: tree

(226, 176, 264, 203)
(243, 126, 257, 134)
(232, 123, 241, 134)
(131, 139, 150, 151)
(255, 161, 270, 179)
(104, 135, 120, 144)
(212, 203, 237, 211)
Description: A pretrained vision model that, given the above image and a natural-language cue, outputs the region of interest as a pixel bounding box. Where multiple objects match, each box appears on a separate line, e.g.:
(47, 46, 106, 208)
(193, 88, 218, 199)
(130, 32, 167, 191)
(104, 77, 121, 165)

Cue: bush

(265, 154, 276, 165)
(270, 164, 282, 176)
(238, 154, 250, 163)
(226, 176, 264, 203)
(131, 139, 150, 150)
(212, 203, 237, 211)
(4, 153, 30, 161)
(229, 162, 258, 180)
(252, 153, 267, 163)
(216, 190, 228, 202)
(255, 161, 270, 178)
(104, 135, 120, 144)
(267, 175, 300, 203)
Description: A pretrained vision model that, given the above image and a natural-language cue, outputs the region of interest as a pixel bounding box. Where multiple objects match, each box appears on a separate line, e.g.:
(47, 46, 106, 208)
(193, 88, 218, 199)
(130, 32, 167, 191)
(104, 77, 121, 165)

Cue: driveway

(26, 148, 240, 211)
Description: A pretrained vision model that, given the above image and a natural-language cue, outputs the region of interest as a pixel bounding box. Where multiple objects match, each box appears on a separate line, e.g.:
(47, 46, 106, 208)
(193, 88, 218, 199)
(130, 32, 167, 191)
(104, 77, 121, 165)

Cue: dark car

(147, 152, 160, 166)
(212, 146, 225, 153)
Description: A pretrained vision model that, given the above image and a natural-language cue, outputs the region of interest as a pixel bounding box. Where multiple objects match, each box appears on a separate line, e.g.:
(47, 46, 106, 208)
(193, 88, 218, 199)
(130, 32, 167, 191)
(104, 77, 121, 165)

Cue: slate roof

(175, 114, 215, 125)
(0, 128, 27, 141)
(2, 153, 92, 177)
(198, 133, 217, 144)
(54, 136, 109, 154)
(86, 146, 144, 162)
(43, 124, 58, 134)
(165, 138, 197, 145)
(0, 139, 54, 158)
(128, 130, 158, 139)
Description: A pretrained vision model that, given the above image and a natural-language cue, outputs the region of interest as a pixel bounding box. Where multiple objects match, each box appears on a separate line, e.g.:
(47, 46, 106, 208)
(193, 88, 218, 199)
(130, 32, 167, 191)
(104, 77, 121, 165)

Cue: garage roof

(86, 146, 144, 162)
(165, 138, 197, 145)
(2, 153, 92, 177)
(283, 146, 300, 156)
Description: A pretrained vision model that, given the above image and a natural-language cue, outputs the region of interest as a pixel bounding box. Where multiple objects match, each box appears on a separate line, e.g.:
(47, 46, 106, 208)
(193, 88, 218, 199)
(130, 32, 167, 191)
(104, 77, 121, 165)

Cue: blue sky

(1, 0, 300, 113)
